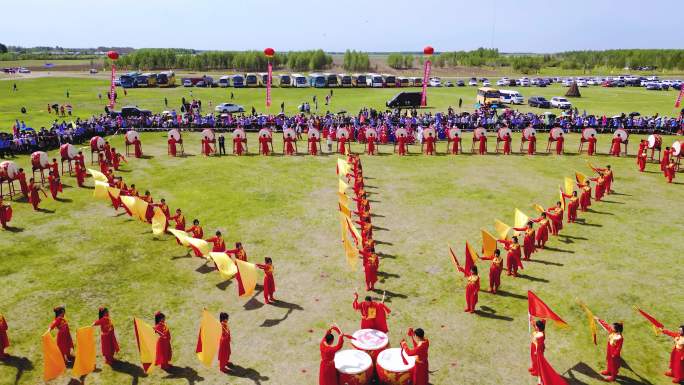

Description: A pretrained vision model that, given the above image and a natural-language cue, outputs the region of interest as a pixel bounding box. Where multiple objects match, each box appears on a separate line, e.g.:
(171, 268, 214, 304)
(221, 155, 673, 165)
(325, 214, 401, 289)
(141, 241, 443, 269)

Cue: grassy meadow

(0, 131, 682, 385)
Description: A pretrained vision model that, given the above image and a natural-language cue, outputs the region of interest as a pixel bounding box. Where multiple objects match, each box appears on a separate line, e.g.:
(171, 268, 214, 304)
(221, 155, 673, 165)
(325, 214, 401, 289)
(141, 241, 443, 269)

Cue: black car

(386, 92, 422, 108)
(110, 106, 152, 118)
(528, 96, 550, 108)
(456, 80, 465, 87)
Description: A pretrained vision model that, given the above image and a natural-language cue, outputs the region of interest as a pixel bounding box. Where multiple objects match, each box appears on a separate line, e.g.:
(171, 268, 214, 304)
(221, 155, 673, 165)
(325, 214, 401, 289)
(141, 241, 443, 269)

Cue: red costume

(546, 207, 563, 235)
(397, 136, 407, 155)
(133, 139, 143, 158)
(218, 321, 231, 371)
(590, 176, 605, 201)
(93, 315, 120, 365)
(366, 136, 376, 155)
(531, 216, 550, 248)
(587, 136, 597, 155)
(451, 135, 461, 154)
(555, 135, 564, 155)
(206, 235, 226, 252)
(610, 136, 622, 156)
(663, 328, 683, 383)
(256, 263, 276, 304)
(49, 316, 74, 362)
(284, 137, 295, 155)
(665, 163, 676, 183)
(424, 135, 435, 155)
(154, 321, 172, 368)
(456, 266, 480, 313)
(319, 327, 344, 385)
(478, 135, 487, 155)
(361, 252, 378, 291)
(50, 161, 60, 178)
(28, 182, 43, 210)
(400, 336, 429, 385)
(528, 135, 536, 155)
(233, 137, 245, 155)
(498, 239, 523, 276)
(74, 161, 86, 187)
(597, 319, 623, 381)
(259, 135, 270, 155)
(17, 171, 29, 197)
(513, 226, 536, 260)
(48, 174, 62, 200)
(0, 202, 11, 229)
(578, 183, 592, 211)
(170, 212, 185, 244)
(352, 295, 391, 333)
(0, 315, 9, 359)
(168, 137, 177, 157)
(202, 138, 214, 156)
(308, 136, 318, 155)
(562, 193, 579, 223)
(661, 148, 672, 174)
(502, 135, 511, 155)
(338, 137, 347, 155)
(480, 254, 503, 293)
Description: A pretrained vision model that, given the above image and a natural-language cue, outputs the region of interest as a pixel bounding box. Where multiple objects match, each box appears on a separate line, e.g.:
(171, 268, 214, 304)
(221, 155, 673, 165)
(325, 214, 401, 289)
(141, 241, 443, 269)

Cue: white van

(366, 73, 384, 88)
(292, 74, 308, 88)
(499, 90, 524, 104)
(218, 76, 231, 88)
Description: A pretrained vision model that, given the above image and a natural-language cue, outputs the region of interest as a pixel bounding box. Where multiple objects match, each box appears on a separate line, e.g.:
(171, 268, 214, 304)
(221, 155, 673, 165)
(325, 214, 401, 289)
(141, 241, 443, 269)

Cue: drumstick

(381, 290, 386, 303)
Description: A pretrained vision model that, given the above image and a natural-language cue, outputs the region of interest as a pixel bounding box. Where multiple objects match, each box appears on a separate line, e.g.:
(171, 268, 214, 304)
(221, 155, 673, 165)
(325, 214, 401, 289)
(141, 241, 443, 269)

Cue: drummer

(661, 146, 672, 175)
(0, 196, 12, 229)
(352, 293, 391, 333)
(168, 135, 178, 157)
(450, 132, 461, 155)
(555, 132, 564, 155)
(587, 133, 597, 156)
(319, 325, 349, 385)
(527, 132, 536, 155)
(400, 328, 430, 385)
(502, 132, 512, 155)
(424, 131, 436, 155)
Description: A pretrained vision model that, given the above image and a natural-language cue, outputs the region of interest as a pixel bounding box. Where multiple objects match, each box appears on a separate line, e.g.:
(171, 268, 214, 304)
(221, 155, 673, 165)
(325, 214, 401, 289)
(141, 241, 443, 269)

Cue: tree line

(387, 53, 414, 69)
(343, 50, 371, 71)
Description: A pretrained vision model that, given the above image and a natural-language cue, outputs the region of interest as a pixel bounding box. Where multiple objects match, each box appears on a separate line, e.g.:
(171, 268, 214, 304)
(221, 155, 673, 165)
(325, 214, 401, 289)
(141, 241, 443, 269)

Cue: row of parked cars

(190, 73, 434, 89)
(2, 67, 31, 74)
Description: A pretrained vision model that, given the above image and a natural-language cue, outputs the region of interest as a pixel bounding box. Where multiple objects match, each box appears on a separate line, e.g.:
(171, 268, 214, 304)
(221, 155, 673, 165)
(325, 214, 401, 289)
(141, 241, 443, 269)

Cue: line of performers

(636, 139, 678, 183)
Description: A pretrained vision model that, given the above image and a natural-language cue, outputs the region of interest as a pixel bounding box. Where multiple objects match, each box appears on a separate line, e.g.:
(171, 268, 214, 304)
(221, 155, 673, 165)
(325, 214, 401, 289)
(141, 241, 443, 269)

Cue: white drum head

(61, 144, 77, 159)
(447, 127, 462, 139)
(334, 349, 372, 375)
(168, 129, 181, 141)
(582, 128, 597, 140)
(337, 127, 350, 139)
(614, 129, 628, 142)
(474, 127, 486, 139)
(377, 348, 416, 372)
(201, 129, 215, 141)
(647, 134, 660, 149)
(350, 329, 389, 351)
(125, 130, 139, 143)
(308, 128, 320, 139)
(497, 127, 512, 140)
(673, 140, 683, 157)
(258, 128, 272, 138)
(233, 129, 246, 139)
(283, 128, 296, 138)
(365, 128, 377, 138)
(90, 136, 105, 150)
(423, 127, 436, 138)
(395, 128, 408, 138)
(0, 161, 19, 179)
(523, 127, 536, 140)
(550, 127, 563, 140)
(31, 151, 49, 168)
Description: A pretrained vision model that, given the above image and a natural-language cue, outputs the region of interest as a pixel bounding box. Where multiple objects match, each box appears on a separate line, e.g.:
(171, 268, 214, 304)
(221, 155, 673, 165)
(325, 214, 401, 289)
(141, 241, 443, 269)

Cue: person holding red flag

(319, 325, 349, 385)
(498, 236, 523, 277)
(48, 306, 74, 364)
(400, 328, 430, 385)
(0, 312, 9, 359)
(352, 293, 391, 333)
(93, 307, 120, 366)
(513, 221, 536, 260)
(218, 312, 231, 373)
(154, 312, 172, 370)
(529, 318, 569, 385)
(661, 325, 684, 384)
(595, 318, 623, 382)
(531, 212, 551, 248)
(480, 249, 503, 294)
(546, 202, 564, 236)
(256, 257, 276, 304)
(562, 191, 580, 223)
(456, 265, 480, 313)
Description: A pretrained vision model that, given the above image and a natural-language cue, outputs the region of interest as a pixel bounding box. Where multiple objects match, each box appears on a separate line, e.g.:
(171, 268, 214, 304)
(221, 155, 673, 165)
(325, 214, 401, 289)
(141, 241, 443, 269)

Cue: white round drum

(473, 127, 486, 139)
(647, 134, 662, 149)
(233, 128, 246, 139)
(125, 130, 140, 143)
(258, 128, 272, 138)
(550, 127, 563, 140)
(672, 140, 683, 157)
(365, 128, 378, 138)
(168, 129, 181, 141)
(447, 127, 462, 139)
(522, 126, 536, 140)
(581, 128, 597, 140)
(376, 348, 416, 385)
(90, 136, 105, 151)
(60, 143, 77, 160)
(497, 127, 511, 140)
(31, 151, 49, 169)
(395, 128, 408, 138)
(422, 127, 436, 138)
(0, 161, 19, 180)
(201, 128, 215, 141)
(351, 329, 389, 361)
(308, 128, 320, 139)
(613, 128, 628, 143)
(337, 127, 350, 139)
(283, 128, 296, 139)
(334, 349, 373, 385)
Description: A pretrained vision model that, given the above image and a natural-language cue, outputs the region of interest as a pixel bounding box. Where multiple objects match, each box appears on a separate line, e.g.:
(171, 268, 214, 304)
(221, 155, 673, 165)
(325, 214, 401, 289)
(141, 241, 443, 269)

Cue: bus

(156, 71, 176, 87)
(309, 73, 327, 88)
(476, 87, 501, 105)
(353, 74, 367, 87)
(292, 74, 308, 88)
(258, 73, 268, 87)
(231, 74, 245, 88)
(134, 74, 150, 87)
(397, 77, 410, 87)
(245, 73, 259, 87)
(218, 76, 231, 87)
(338, 74, 353, 87)
(411, 77, 423, 87)
(141, 73, 158, 87)
(325, 73, 338, 87)
(119, 73, 140, 88)
(367, 73, 384, 88)
(383, 74, 397, 88)
(279, 74, 292, 87)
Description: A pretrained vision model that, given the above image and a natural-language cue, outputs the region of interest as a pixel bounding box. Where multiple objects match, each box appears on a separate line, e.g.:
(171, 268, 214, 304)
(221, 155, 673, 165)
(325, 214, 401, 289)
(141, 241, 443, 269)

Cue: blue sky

(2, 0, 681, 52)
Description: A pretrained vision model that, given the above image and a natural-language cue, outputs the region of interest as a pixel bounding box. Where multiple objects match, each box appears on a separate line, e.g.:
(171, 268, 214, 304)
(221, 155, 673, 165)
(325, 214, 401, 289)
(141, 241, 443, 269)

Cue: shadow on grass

(475, 306, 514, 322)
(543, 246, 574, 254)
(560, 234, 588, 241)
(375, 241, 393, 246)
(171, 252, 191, 260)
(80, 185, 95, 190)
(3, 226, 24, 233)
(618, 358, 656, 385)
(163, 365, 204, 385)
(517, 274, 550, 283)
(494, 290, 527, 300)
(216, 280, 233, 291)
(371, 288, 407, 302)
(563, 361, 601, 385)
(260, 300, 304, 328)
(55, 197, 73, 203)
(377, 252, 396, 259)
(36, 208, 55, 214)
(195, 263, 215, 274)
(526, 259, 564, 267)
(601, 200, 624, 204)
(0, 355, 34, 385)
(244, 285, 265, 311)
(226, 363, 270, 385)
(586, 209, 614, 216)
(610, 192, 631, 197)
(110, 359, 146, 385)
(378, 271, 401, 282)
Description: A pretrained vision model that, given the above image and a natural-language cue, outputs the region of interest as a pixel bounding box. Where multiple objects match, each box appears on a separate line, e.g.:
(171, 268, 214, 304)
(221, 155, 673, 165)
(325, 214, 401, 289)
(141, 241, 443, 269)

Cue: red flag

(538, 354, 569, 385)
(463, 241, 478, 276)
(675, 84, 684, 108)
(448, 246, 461, 270)
(635, 307, 663, 328)
(528, 291, 567, 326)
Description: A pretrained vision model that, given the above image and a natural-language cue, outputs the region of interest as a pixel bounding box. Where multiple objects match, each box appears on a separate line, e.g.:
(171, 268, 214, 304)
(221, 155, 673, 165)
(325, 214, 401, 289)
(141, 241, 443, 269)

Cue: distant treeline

(387, 53, 415, 69)
(343, 50, 371, 71)
(107, 48, 333, 72)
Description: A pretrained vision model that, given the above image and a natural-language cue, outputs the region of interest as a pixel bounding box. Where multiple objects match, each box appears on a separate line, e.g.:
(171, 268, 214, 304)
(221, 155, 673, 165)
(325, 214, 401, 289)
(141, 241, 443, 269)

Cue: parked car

(576, 79, 588, 87)
(215, 103, 245, 113)
(183, 79, 193, 87)
(482, 80, 491, 87)
(496, 78, 508, 86)
(499, 90, 524, 104)
(428, 77, 442, 87)
(468, 78, 478, 86)
(519, 78, 530, 87)
(456, 80, 465, 87)
(110, 106, 152, 118)
(550, 97, 572, 109)
(646, 83, 662, 90)
(601, 80, 615, 87)
(18, 67, 31, 73)
(386, 92, 422, 108)
(444, 81, 454, 87)
(528, 96, 551, 108)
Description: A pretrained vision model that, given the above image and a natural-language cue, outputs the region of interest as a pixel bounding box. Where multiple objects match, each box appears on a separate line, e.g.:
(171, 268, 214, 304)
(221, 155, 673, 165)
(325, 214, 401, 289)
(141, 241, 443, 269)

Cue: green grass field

(0, 131, 682, 385)
(0, 77, 682, 131)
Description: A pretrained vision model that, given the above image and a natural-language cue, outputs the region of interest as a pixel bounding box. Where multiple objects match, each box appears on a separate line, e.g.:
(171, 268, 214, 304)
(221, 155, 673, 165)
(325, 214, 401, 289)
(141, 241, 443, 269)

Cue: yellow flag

(72, 326, 96, 378)
(337, 158, 350, 175)
(338, 191, 349, 206)
(338, 179, 349, 194)
(514, 208, 529, 228)
(106, 186, 120, 199)
(169, 228, 190, 246)
(575, 171, 587, 185)
(481, 229, 498, 257)
(235, 259, 257, 297)
(339, 213, 347, 242)
(208, 252, 238, 280)
(133, 197, 149, 222)
(339, 200, 351, 218)
(533, 203, 545, 213)
(42, 332, 66, 381)
(151, 207, 167, 236)
(88, 169, 107, 182)
(587, 161, 597, 172)
(93, 181, 109, 200)
(133, 318, 158, 374)
(577, 300, 598, 345)
(342, 230, 358, 270)
(345, 217, 362, 244)
(564, 177, 574, 195)
(120, 196, 137, 215)
(559, 187, 566, 211)
(196, 310, 222, 368)
(494, 219, 511, 240)
(186, 237, 211, 257)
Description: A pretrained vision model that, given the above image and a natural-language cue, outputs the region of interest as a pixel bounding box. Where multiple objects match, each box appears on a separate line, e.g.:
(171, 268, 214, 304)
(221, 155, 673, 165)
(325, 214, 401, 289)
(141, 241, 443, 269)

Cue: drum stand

(60, 159, 74, 176)
(621, 141, 628, 156)
(495, 138, 502, 153)
(0, 179, 17, 200)
(32, 167, 46, 185)
(125, 142, 132, 157)
(546, 138, 554, 153)
(91, 149, 101, 164)
(519, 138, 527, 153)
(578, 139, 585, 154)
(649, 147, 661, 163)
(676, 156, 682, 172)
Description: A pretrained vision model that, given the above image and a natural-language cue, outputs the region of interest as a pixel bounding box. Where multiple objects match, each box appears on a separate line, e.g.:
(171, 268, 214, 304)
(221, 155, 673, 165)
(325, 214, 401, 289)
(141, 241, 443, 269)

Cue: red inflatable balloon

(423, 46, 434, 56)
(107, 51, 119, 60)
(263, 47, 275, 58)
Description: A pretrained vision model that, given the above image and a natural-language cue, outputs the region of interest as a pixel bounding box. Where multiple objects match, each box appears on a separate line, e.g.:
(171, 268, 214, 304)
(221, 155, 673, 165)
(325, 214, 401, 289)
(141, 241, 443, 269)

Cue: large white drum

(125, 130, 140, 143)
(283, 128, 296, 139)
(422, 127, 436, 138)
(376, 348, 416, 385)
(351, 329, 389, 362)
(59, 143, 78, 160)
(647, 134, 662, 149)
(258, 128, 272, 138)
(31, 151, 49, 169)
(447, 127, 462, 139)
(497, 127, 512, 140)
(613, 128, 628, 142)
(334, 349, 373, 385)
(395, 128, 408, 138)
(308, 128, 320, 139)
(473, 127, 486, 139)
(201, 128, 215, 141)
(365, 128, 377, 138)
(0, 161, 19, 180)
(168, 129, 181, 141)
(672, 140, 684, 157)
(337, 127, 350, 139)
(522, 126, 536, 141)
(90, 136, 105, 151)
(233, 128, 246, 139)
(581, 128, 597, 141)
(549, 127, 563, 140)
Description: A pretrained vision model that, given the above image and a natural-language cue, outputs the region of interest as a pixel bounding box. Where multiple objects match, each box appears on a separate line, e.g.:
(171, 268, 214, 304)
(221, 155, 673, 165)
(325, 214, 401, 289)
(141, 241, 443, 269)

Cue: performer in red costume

(259, 133, 271, 155)
(400, 328, 430, 385)
(590, 174, 606, 202)
(319, 325, 348, 385)
(218, 312, 232, 373)
(595, 318, 623, 382)
(50, 158, 60, 178)
(637, 148, 647, 172)
(202, 137, 214, 156)
(256, 257, 276, 304)
(529, 319, 569, 385)
(480, 249, 503, 293)
(610, 135, 622, 156)
(456, 265, 480, 313)
(0, 312, 9, 359)
(366, 133, 377, 155)
(424, 132, 436, 155)
(498, 236, 523, 277)
(206, 231, 226, 252)
(546, 202, 564, 236)
(47, 171, 62, 200)
(338, 135, 348, 155)
(227, 242, 248, 295)
(352, 293, 391, 333)
(661, 325, 684, 384)
(531, 213, 551, 249)
(478, 133, 487, 155)
(397, 134, 407, 156)
(562, 191, 580, 223)
(28, 178, 47, 211)
(592, 165, 614, 195)
(361, 251, 379, 291)
(74, 159, 86, 187)
(451, 133, 461, 154)
(555, 133, 564, 155)
(154, 312, 172, 370)
(513, 221, 536, 260)
(93, 307, 120, 365)
(16, 168, 29, 197)
(502, 132, 512, 155)
(48, 306, 74, 363)
(170, 209, 186, 244)
(661, 147, 673, 174)
(665, 160, 677, 183)
(168, 136, 178, 157)
(0, 197, 11, 229)
(308, 134, 318, 155)
(587, 134, 597, 155)
(284, 133, 296, 155)
(577, 181, 592, 212)
(527, 132, 537, 155)
(133, 137, 143, 158)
